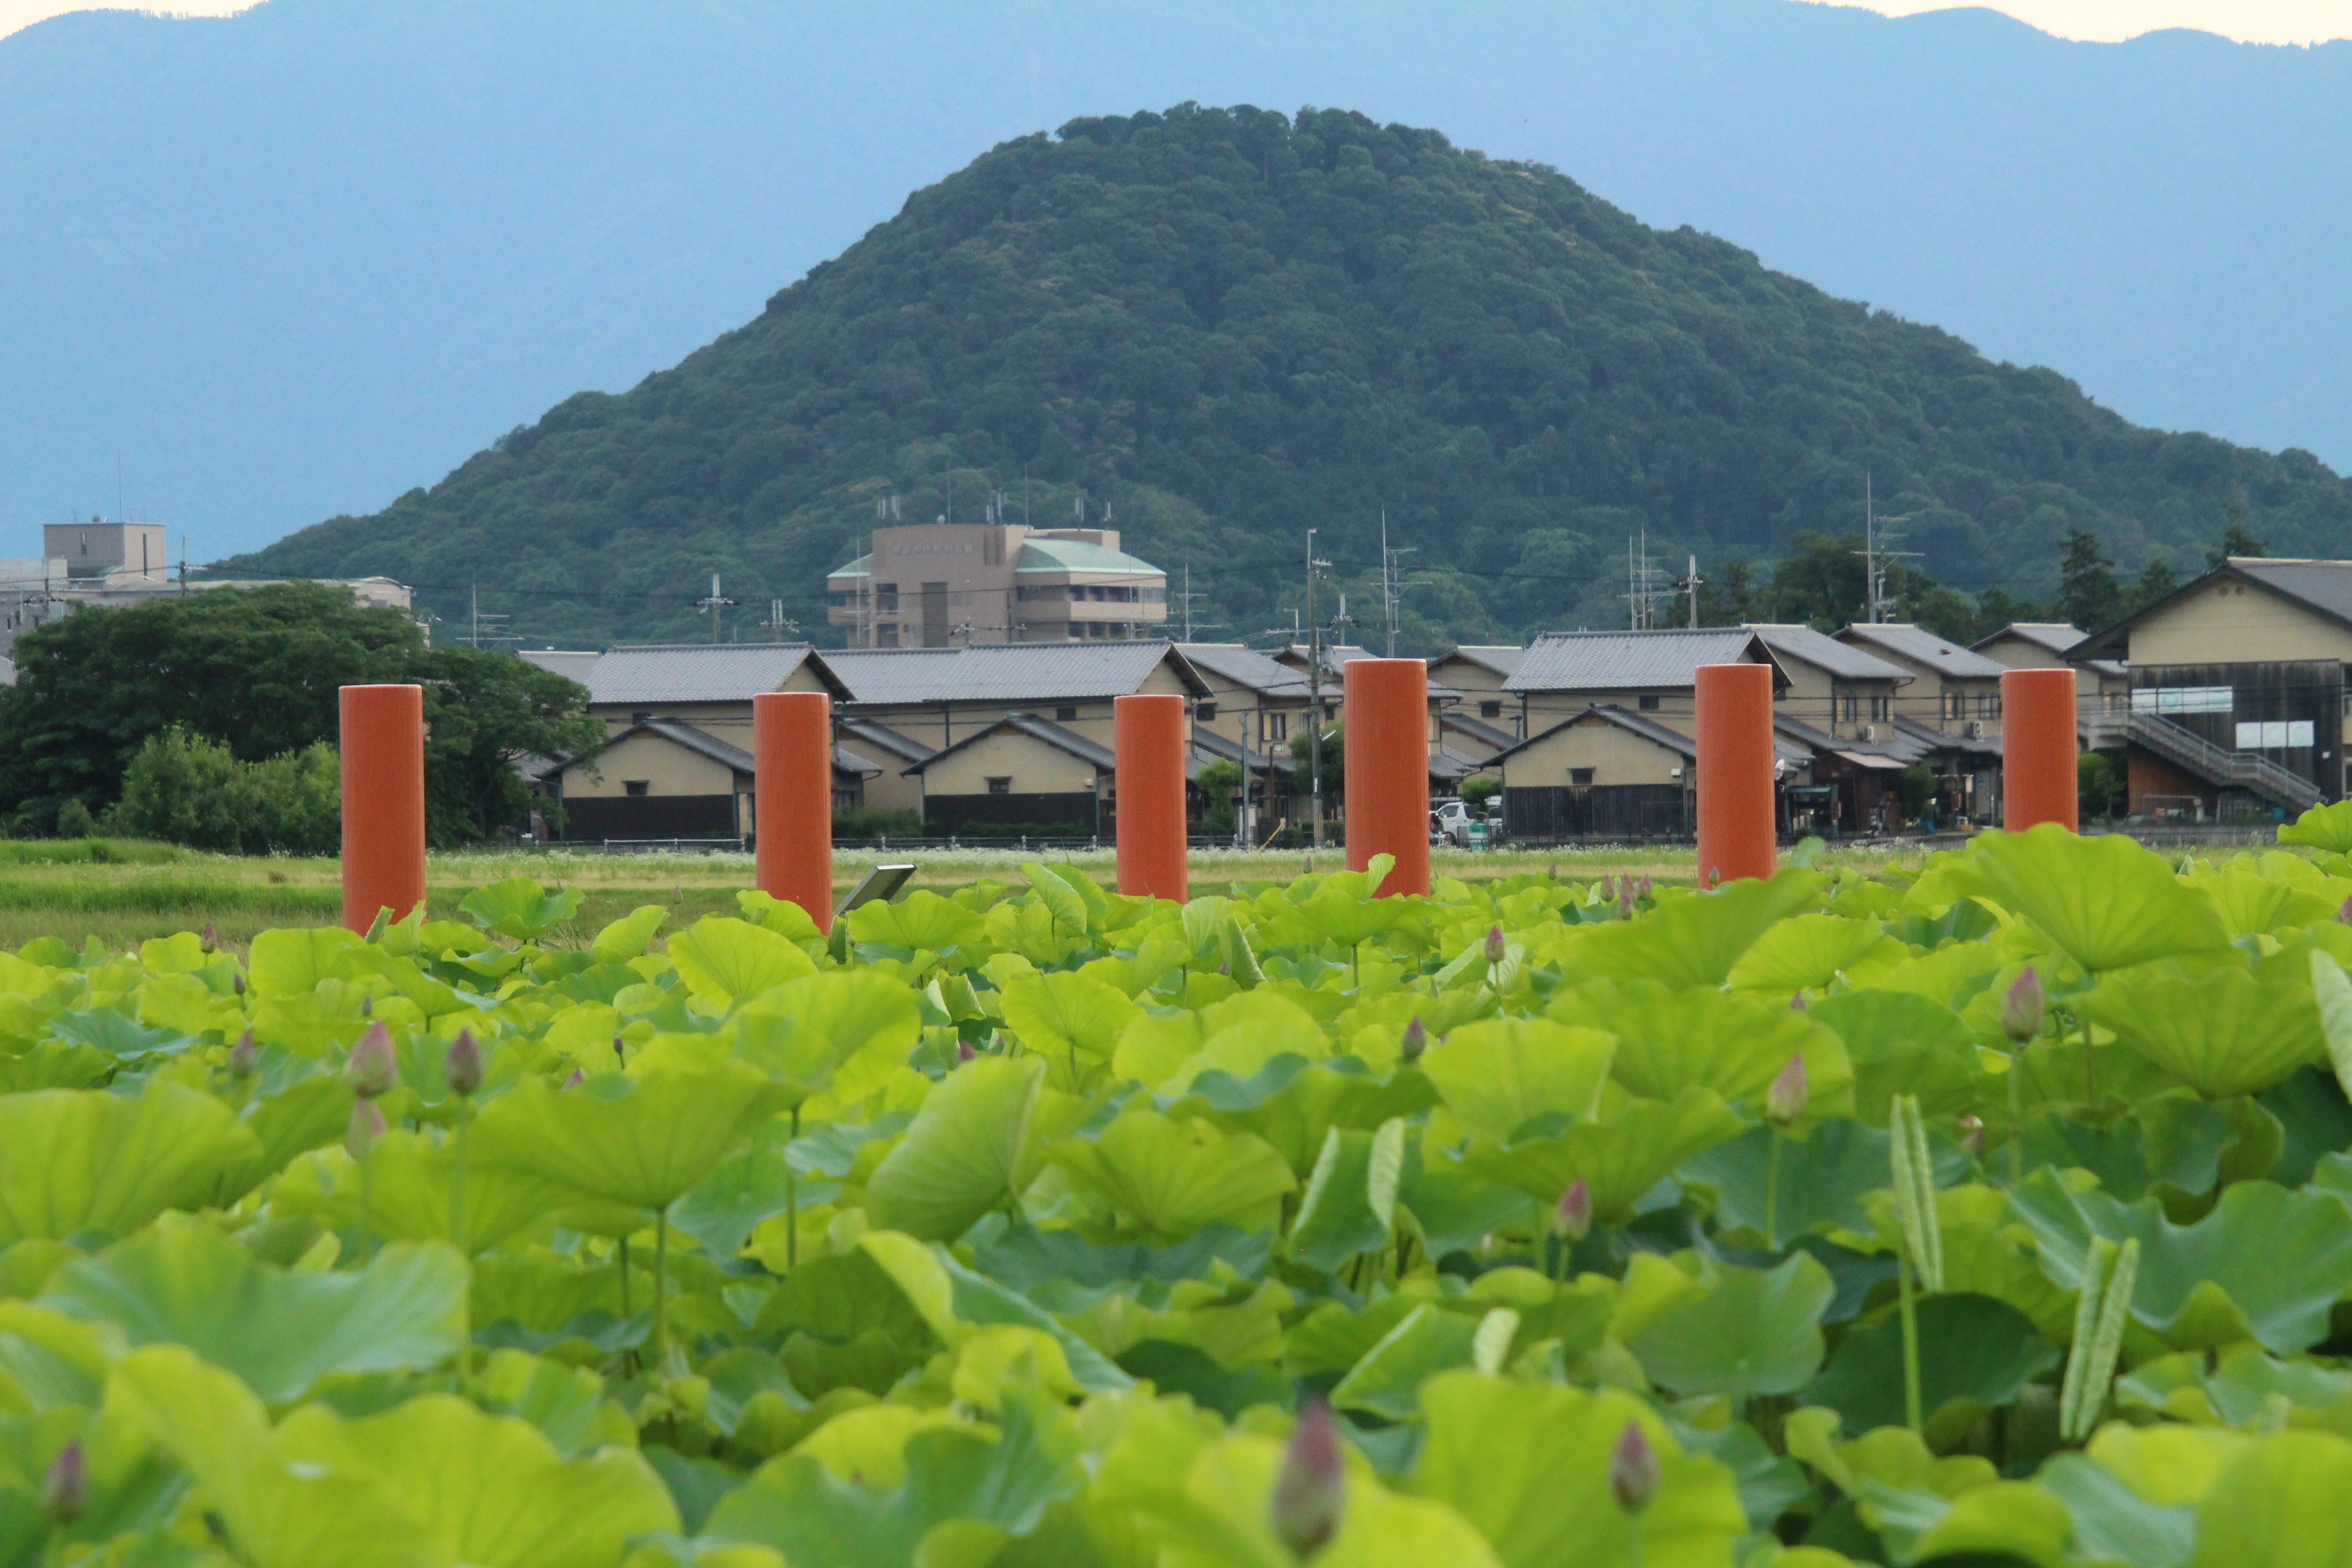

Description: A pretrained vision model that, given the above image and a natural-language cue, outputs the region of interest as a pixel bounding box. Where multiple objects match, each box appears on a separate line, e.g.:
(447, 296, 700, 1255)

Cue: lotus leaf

(2190, 1429, 2352, 1568)
(1046, 1110, 1297, 1240)
(847, 889, 987, 954)
(998, 969, 1139, 1080)
(1287, 1120, 1405, 1273)
(275, 1129, 575, 1254)
(1460, 1087, 1747, 1221)
(1555, 869, 1822, 987)
(1801, 1293, 2060, 1442)
(1330, 1303, 1490, 1421)
(666, 917, 818, 1005)
(1418, 1018, 1614, 1144)
(459, 878, 586, 941)
(865, 1055, 1044, 1240)
(2077, 959, 2324, 1098)
(471, 1063, 794, 1210)
(1725, 912, 1908, 996)
(729, 969, 919, 1106)
(0, 1080, 264, 1242)
(2282, 799, 2352, 856)
(1549, 978, 1854, 1122)
(1955, 826, 2231, 972)
(1632, 1253, 1835, 1402)
(1803, 989, 1985, 1121)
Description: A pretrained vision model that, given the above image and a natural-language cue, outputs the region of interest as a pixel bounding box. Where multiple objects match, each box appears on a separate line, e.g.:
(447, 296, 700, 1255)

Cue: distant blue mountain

(5, 0, 2350, 567)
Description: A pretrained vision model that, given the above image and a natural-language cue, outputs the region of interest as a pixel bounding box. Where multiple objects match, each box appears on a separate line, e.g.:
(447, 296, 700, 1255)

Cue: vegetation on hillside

(235, 104, 2352, 651)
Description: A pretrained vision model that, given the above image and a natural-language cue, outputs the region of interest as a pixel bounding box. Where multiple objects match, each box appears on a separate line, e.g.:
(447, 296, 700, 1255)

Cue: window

(1480, 700, 1502, 719)
(1265, 713, 1288, 741)
(1197, 703, 1218, 722)
(1841, 693, 1858, 722)
(1870, 695, 1891, 722)
(986, 777, 1012, 795)
(875, 582, 898, 612)
(2236, 720, 2316, 750)
(876, 624, 900, 648)
(631, 712, 651, 725)
(1570, 767, 1596, 785)
(1638, 695, 1661, 712)
(1055, 706, 1077, 722)
(624, 780, 650, 797)
(2133, 686, 2233, 715)
(1944, 692, 1963, 720)
(1978, 692, 2000, 718)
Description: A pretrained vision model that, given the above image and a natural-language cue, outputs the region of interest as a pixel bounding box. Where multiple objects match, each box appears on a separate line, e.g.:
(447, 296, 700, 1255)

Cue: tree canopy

(0, 584, 601, 843)
(234, 104, 2352, 651)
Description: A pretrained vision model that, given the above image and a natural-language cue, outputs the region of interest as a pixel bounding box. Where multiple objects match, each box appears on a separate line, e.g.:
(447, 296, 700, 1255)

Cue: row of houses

(515, 554, 2352, 843)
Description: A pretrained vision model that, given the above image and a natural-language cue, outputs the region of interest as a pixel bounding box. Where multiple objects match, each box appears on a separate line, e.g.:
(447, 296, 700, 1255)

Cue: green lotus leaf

(865, 1055, 1046, 1241)
(2281, 799, 2352, 855)
(1121, 988, 1330, 1095)
(846, 889, 987, 954)
(1046, 1110, 1297, 1240)
(2077, 959, 2324, 1099)
(46, 1226, 465, 1401)
(1287, 1120, 1405, 1273)
(856, 1233, 1132, 1392)
(45, 1007, 193, 1059)
(471, 1063, 794, 1212)
(1954, 825, 2231, 972)
(274, 1130, 575, 1255)
(1295, 875, 1406, 952)
(2195, 862, 2338, 938)
(2008, 1170, 2352, 1352)
(2021, 1090, 2235, 1202)
(459, 878, 586, 941)
(734, 889, 821, 942)
(0, 1080, 265, 1243)
(2190, 1429, 2352, 1568)
(1396, 1145, 1536, 1259)
(1632, 1252, 1834, 1402)
(1460, 1088, 1747, 1221)
(1725, 913, 1907, 997)
(1803, 989, 1986, 1121)
(1330, 1303, 1494, 1422)
(704, 1393, 1080, 1568)
(588, 903, 669, 961)
(1802, 1293, 2059, 1444)
(470, 1348, 637, 1458)
(246, 925, 366, 997)
(1684, 1119, 1970, 1242)
(1864, 1477, 2071, 1568)
(729, 970, 919, 1105)
(999, 970, 1139, 1079)
(1419, 1018, 1615, 1144)
(1549, 978, 1854, 1123)
(107, 1346, 440, 1568)
(0, 1039, 108, 1092)
(1410, 1370, 1748, 1568)
(2119, 1341, 2352, 1430)
(665, 1134, 797, 1260)
(276, 1391, 677, 1568)
(2037, 1453, 2196, 1568)
(1555, 869, 1822, 989)
(666, 917, 818, 1006)
(1167, 1054, 1433, 1180)
(1023, 863, 1093, 938)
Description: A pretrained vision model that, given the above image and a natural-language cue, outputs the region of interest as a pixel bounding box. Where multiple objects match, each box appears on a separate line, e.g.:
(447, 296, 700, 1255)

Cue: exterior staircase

(2085, 710, 2323, 812)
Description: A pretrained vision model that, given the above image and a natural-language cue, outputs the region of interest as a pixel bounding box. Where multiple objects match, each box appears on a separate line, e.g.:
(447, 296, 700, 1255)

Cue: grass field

(0, 838, 1935, 952)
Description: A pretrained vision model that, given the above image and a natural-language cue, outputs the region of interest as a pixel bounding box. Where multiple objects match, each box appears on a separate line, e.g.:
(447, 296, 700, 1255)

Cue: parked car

(1433, 797, 1473, 846)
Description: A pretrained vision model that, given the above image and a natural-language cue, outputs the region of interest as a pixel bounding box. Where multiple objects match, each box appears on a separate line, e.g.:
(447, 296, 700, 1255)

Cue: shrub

(107, 729, 339, 854)
(53, 798, 97, 839)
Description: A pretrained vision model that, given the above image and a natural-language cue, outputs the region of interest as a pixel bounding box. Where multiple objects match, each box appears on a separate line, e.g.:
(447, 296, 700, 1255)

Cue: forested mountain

(236, 105, 2352, 650)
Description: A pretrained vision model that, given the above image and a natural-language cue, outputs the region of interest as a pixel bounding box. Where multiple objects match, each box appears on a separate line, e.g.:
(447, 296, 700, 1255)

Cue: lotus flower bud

(345, 1097, 386, 1161)
(612, 1033, 627, 1066)
(1958, 1114, 1985, 1160)
(1765, 1055, 1808, 1128)
(1483, 924, 1506, 965)
(199, 922, 217, 955)
(956, 1040, 976, 1063)
(1609, 1421, 1660, 1513)
(1597, 876, 1615, 901)
(1789, 990, 1808, 1011)
(1638, 875, 1652, 902)
(445, 1028, 482, 1098)
(562, 1067, 584, 1090)
(232, 971, 246, 996)
(1617, 881, 1635, 919)
(344, 1021, 397, 1099)
(358, 995, 373, 1017)
(2339, 894, 2352, 924)
(40, 1439, 85, 1525)
(228, 1028, 258, 1080)
(2000, 967, 2045, 1044)
(1400, 1017, 1428, 1062)
(1269, 1398, 1345, 1555)
(1551, 1177, 1593, 1242)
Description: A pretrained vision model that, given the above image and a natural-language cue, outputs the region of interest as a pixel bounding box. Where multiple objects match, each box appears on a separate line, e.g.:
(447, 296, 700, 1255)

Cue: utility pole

(1680, 554, 1703, 628)
(1852, 473, 1920, 624)
(470, 580, 479, 649)
(697, 573, 736, 644)
(1305, 530, 1332, 851)
(1379, 510, 1415, 658)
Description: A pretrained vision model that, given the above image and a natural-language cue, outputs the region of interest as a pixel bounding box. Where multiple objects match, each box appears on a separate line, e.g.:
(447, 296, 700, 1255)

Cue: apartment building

(825, 522, 1167, 647)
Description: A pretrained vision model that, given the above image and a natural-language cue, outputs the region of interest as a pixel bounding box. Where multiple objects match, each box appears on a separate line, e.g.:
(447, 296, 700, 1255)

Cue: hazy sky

(5, 0, 2351, 45)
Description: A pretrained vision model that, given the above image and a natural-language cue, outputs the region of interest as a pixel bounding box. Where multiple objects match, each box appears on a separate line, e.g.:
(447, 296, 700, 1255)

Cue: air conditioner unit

(1966, 720, 1986, 740)
(1858, 725, 1877, 742)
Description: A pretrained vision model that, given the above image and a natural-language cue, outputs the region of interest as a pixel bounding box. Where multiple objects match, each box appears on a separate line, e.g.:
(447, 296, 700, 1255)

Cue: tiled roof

(905, 712, 1140, 776)
(1503, 629, 1774, 693)
(836, 717, 935, 764)
(633, 718, 753, 774)
(1191, 726, 1290, 774)
(573, 644, 850, 704)
(1975, 622, 2126, 679)
(1178, 643, 1307, 695)
(1431, 645, 1527, 678)
(1836, 624, 2008, 679)
(1015, 538, 1165, 575)
(1746, 624, 1911, 683)
(1442, 712, 1520, 753)
(2234, 559, 2352, 625)
(517, 650, 601, 685)
(1491, 704, 1695, 764)
(826, 641, 1209, 704)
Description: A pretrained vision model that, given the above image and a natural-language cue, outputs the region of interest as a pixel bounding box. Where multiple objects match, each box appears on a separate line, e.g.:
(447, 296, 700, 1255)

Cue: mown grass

(0, 838, 1925, 954)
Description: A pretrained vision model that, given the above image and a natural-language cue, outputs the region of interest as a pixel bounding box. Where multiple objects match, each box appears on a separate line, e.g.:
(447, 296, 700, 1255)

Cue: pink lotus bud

(2339, 894, 2352, 925)
(1400, 1017, 1427, 1061)
(956, 1040, 976, 1063)
(1637, 875, 1652, 902)
(1610, 1420, 1660, 1512)
(359, 995, 373, 1017)
(199, 922, 217, 954)
(345, 1098, 386, 1161)
(1269, 1398, 1345, 1555)
(232, 971, 246, 996)
(344, 1022, 397, 1099)
(1707, 865, 1722, 889)
(1789, 990, 1808, 1011)
(1598, 876, 1615, 900)
(1483, 924, 1506, 965)
(2000, 968, 2045, 1044)
(40, 1439, 84, 1525)
(1765, 1055, 1808, 1128)
(445, 1028, 482, 1098)
(1958, 1114, 1985, 1159)
(1616, 881, 1635, 919)
(228, 1028, 258, 1080)
(613, 1033, 627, 1065)
(562, 1067, 584, 1090)
(1551, 1177, 1593, 1242)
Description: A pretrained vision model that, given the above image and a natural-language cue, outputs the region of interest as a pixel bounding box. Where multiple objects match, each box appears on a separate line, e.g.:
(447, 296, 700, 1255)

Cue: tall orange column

(1343, 658, 1431, 897)
(1695, 663, 1777, 887)
(755, 692, 835, 932)
(2002, 667, 2079, 832)
(339, 684, 428, 933)
(1114, 695, 1188, 901)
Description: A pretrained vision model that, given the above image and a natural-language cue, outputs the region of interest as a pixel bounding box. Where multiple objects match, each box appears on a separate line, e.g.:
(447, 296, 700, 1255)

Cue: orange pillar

(2002, 667, 2079, 832)
(339, 684, 428, 933)
(1343, 658, 1432, 897)
(1695, 663, 1777, 887)
(755, 692, 835, 932)
(1114, 694, 1188, 901)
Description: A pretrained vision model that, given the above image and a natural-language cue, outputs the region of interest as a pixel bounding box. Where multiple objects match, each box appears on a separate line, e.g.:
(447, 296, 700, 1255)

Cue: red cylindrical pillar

(1115, 695, 1188, 902)
(1343, 658, 1432, 897)
(755, 692, 835, 932)
(1695, 663, 1777, 887)
(2003, 667, 2079, 832)
(339, 684, 428, 933)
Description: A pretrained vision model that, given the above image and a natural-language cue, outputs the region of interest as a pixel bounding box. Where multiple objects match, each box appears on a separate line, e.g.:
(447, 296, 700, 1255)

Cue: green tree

(2207, 512, 2266, 568)
(1462, 775, 1501, 809)
(2128, 557, 2179, 614)
(1194, 757, 1244, 837)
(1291, 722, 1344, 821)
(108, 729, 340, 854)
(2058, 531, 2123, 633)
(2078, 752, 2125, 820)
(1894, 763, 1937, 821)
(1762, 533, 1868, 629)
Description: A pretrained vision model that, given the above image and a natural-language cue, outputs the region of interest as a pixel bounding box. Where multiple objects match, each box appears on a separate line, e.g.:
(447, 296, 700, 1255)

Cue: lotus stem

(1763, 1131, 1784, 1252)
(1898, 1250, 1923, 1433)
(451, 1110, 472, 1382)
(652, 1211, 669, 1360)
(618, 1237, 632, 1318)
(357, 1155, 374, 1266)
(2008, 1056, 2025, 1188)
(786, 1107, 801, 1272)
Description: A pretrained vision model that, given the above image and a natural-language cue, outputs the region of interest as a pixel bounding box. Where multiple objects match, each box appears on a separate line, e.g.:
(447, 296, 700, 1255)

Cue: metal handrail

(2087, 710, 2321, 810)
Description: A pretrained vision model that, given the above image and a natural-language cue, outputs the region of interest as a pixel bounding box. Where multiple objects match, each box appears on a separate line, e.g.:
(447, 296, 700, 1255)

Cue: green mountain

(235, 104, 2352, 650)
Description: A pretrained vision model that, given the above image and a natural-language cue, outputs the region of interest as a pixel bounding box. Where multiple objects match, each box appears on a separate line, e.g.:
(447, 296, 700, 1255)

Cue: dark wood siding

(1504, 784, 1688, 841)
(560, 795, 738, 841)
(2131, 659, 2342, 800)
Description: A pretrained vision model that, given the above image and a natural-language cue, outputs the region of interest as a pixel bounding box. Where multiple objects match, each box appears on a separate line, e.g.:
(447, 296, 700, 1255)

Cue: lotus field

(28, 817, 2352, 1566)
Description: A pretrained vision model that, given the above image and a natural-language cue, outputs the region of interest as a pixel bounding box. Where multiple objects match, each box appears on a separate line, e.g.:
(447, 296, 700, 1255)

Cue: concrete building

(46, 519, 167, 579)
(1835, 623, 2008, 739)
(1972, 622, 2130, 729)
(2071, 558, 2346, 816)
(826, 522, 1167, 647)
(1425, 646, 1526, 734)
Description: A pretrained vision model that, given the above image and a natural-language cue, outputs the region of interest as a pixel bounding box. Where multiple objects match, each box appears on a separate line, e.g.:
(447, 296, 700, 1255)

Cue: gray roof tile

(826, 641, 1207, 705)
(1503, 629, 1772, 693)
(1746, 624, 1911, 682)
(576, 644, 848, 705)
(1836, 624, 2009, 679)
